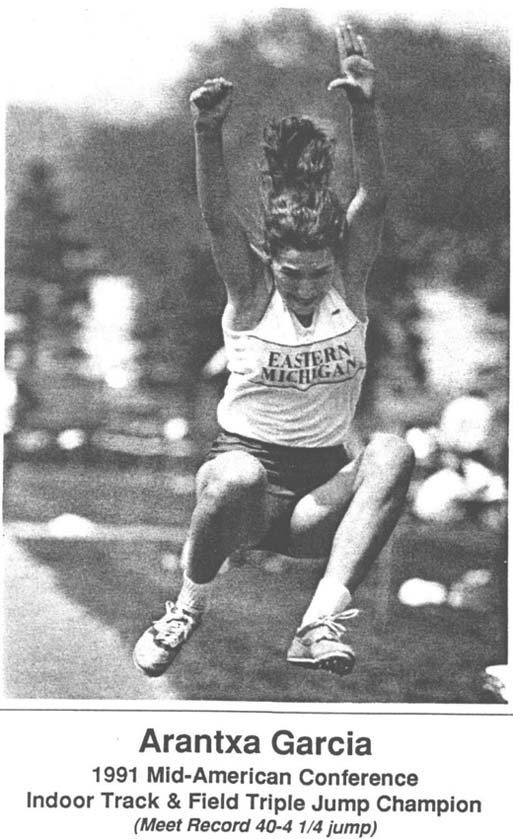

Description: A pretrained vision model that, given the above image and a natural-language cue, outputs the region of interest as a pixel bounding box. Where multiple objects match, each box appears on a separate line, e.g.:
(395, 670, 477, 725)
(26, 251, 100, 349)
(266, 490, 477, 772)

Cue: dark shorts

(204, 430, 350, 553)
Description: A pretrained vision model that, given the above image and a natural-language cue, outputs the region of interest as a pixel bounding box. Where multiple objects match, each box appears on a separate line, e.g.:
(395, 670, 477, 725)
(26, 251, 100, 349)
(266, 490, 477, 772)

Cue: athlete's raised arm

(329, 24, 386, 313)
(190, 78, 262, 308)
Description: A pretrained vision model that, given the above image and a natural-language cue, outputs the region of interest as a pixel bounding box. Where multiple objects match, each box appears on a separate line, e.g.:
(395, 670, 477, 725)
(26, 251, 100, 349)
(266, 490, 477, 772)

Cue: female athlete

(134, 23, 415, 678)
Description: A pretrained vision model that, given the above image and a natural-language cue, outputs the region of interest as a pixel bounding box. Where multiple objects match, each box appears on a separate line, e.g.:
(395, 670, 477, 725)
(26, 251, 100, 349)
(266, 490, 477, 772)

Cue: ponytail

(261, 117, 343, 254)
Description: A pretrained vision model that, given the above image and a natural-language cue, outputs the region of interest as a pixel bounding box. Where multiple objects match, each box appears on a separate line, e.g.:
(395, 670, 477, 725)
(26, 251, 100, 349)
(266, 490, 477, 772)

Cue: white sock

(300, 578, 352, 628)
(176, 574, 213, 616)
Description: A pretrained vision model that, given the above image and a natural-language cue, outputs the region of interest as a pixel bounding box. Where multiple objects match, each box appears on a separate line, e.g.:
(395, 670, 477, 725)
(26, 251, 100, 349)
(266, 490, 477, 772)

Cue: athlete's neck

(294, 312, 314, 327)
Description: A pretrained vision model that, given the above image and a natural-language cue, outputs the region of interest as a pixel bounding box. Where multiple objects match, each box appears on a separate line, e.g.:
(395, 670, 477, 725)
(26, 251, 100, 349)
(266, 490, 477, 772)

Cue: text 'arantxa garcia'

(139, 729, 372, 756)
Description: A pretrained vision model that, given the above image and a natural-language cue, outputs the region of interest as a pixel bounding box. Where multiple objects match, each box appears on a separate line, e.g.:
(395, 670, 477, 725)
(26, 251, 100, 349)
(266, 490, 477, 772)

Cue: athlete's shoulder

(324, 287, 366, 331)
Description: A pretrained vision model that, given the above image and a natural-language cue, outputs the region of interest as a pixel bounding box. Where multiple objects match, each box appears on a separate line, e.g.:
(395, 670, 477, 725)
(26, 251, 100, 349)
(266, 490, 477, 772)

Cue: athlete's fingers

(190, 78, 233, 108)
(193, 78, 232, 94)
(199, 79, 232, 95)
(335, 23, 347, 63)
(343, 23, 356, 54)
(189, 87, 210, 106)
(356, 35, 369, 59)
(209, 77, 234, 91)
(327, 78, 351, 92)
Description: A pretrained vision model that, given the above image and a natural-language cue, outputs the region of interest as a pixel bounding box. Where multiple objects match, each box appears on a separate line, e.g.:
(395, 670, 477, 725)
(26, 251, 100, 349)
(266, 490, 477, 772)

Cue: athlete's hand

(190, 77, 234, 130)
(328, 23, 376, 104)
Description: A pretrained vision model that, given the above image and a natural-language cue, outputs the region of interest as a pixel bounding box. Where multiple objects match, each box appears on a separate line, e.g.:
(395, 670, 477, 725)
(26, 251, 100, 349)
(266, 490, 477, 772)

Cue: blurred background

(2, 2, 509, 702)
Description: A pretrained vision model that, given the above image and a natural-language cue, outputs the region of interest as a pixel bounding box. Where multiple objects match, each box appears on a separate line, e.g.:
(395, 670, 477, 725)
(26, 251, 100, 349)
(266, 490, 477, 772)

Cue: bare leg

(289, 433, 415, 588)
(133, 449, 269, 675)
(182, 450, 269, 583)
(285, 433, 414, 674)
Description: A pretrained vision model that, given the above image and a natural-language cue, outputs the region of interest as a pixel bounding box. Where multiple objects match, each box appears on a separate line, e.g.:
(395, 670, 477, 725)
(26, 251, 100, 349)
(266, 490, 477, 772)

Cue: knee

(364, 433, 415, 484)
(200, 451, 267, 504)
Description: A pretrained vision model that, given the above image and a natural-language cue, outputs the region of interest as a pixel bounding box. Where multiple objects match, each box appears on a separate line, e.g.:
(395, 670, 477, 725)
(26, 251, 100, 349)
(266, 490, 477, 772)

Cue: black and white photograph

(2, 1, 509, 707)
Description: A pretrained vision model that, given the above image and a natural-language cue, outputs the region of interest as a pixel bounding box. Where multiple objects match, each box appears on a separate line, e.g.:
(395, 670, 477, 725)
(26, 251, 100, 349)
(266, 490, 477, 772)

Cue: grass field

(3, 462, 507, 703)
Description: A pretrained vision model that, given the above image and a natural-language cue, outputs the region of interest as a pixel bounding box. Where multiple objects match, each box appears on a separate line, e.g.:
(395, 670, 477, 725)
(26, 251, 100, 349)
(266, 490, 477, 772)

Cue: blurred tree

(134, 246, 223, 394)
(5, 158, 97, 382)
(6, 158, 93, 289)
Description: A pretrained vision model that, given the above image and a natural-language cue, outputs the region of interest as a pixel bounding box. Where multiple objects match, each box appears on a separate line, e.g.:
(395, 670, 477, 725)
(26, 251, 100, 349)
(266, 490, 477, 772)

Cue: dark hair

(260, 117, 343, 255)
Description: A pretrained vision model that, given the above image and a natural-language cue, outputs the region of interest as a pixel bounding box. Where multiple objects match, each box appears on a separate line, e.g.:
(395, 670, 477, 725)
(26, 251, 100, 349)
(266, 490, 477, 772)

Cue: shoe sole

(287, 653, 355, 676)
(132, 650, 176, 678)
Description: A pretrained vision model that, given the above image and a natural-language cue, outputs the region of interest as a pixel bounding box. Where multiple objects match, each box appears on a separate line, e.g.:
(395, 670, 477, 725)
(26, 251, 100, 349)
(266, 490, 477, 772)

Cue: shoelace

(152, 601, 195, 646)
(300, 609, 360, 641)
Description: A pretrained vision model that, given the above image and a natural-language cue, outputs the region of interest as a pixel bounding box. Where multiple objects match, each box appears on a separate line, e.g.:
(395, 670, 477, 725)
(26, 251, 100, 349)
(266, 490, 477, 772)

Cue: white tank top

(217, 287, 367, 447)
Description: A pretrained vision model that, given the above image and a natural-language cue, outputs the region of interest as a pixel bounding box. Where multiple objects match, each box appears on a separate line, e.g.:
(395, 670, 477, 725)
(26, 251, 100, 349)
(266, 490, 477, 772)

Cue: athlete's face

(271, 247, 336, 319)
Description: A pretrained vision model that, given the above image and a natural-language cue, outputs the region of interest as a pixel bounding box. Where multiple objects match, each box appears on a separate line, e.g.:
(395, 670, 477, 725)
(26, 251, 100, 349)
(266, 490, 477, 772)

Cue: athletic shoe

(133, 601, 201, 677)
(286, 609, 359, 675)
